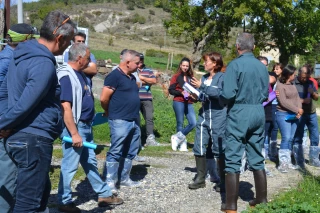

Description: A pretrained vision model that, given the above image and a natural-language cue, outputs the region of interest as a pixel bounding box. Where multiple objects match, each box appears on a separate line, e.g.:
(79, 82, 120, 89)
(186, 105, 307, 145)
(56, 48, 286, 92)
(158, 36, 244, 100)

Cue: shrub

(93, 11, 102, 17)
(108, 36, 114, 46)
(146, 49, 168, 58)
(127, 2, 135, 10)
(149, 9, 155, 15)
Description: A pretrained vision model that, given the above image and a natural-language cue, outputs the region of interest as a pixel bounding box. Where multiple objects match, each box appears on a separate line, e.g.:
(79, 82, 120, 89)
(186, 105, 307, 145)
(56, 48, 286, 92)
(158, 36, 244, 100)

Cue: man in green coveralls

(220, 33, 269, 213)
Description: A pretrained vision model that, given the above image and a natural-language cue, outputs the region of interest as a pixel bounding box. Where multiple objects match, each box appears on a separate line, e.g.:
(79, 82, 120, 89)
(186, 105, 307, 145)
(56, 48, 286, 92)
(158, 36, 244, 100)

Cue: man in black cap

(0, 23, 38, 212)
(0, 23, 38, 86)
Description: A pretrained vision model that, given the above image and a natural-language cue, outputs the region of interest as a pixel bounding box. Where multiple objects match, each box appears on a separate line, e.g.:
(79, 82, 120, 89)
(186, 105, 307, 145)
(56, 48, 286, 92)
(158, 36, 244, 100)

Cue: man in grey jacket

(57, 43, 123, 212)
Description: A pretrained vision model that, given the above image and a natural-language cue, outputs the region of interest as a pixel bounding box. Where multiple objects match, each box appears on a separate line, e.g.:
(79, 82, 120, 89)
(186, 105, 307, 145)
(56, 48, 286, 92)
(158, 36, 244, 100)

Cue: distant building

(260, 46, 280, 63)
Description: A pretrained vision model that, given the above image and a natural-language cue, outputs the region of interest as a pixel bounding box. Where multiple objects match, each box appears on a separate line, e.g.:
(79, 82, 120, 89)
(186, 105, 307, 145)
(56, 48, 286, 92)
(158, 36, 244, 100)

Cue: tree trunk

(191, 31, 214, 70)
(279, 52, 290, 66)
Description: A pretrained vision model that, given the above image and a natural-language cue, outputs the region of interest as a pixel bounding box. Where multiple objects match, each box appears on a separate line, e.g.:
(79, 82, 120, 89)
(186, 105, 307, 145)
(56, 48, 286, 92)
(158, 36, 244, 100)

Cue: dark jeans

(140, 100, 154, 136)
(0, 139, 16, 212)
(5, 132, 53, 213)
(271, 104, 279, 141)
(294, 113, 319, 146)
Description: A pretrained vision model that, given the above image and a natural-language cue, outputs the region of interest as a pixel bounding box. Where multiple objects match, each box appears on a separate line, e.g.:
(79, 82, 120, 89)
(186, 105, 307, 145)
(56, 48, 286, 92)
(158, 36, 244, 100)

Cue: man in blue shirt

(0, 11, 75, 212)
(0, 22, 38, 213)
(292, 65, 320, 168)
(57, 43, 123, 212)
(63, 32, 97, 86)
(100, 50, 142, 191)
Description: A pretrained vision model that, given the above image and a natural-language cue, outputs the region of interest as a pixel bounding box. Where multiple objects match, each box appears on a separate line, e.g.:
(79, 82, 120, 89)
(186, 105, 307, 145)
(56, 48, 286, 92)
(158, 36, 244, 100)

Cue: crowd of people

(0, 9, 319, 213)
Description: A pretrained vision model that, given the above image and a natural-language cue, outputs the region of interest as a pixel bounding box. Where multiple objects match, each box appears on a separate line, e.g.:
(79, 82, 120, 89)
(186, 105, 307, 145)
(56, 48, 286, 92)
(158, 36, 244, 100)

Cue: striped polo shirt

(137, 67, 156, 100)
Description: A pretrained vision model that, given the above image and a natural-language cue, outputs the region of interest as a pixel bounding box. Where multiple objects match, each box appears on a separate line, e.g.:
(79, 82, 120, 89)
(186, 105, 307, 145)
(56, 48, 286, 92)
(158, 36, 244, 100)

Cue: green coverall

(221, 52, 269, 173)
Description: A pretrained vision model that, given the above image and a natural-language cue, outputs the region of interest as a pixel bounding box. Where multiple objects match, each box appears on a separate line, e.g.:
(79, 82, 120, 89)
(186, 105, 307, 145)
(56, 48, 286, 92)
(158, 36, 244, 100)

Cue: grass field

(91, 49, 183, 72)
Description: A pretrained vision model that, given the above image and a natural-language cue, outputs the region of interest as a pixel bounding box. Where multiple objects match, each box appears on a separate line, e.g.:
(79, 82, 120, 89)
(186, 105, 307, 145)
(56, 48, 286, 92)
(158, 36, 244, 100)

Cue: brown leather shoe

(98, 194, 124, 207)
(58, 202, 81, 213)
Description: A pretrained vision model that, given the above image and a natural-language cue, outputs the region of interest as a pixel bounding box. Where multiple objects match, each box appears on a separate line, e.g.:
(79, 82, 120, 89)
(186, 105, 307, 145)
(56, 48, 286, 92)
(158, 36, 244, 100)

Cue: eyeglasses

(76, 40, 85, 43)
(52, 17, 70, 35)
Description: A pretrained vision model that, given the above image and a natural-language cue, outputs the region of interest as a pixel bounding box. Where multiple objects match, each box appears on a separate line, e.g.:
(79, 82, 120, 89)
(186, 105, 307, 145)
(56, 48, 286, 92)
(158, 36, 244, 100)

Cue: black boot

(215, 155, 226, 193)
(249, 170, 267, 207)
(188, 156, 206, 189)
(221, 173, 239, 212)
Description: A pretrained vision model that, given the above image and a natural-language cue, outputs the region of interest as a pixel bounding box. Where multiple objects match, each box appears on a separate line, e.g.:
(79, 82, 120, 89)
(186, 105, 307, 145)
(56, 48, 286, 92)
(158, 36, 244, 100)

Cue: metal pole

(4, 0, 10, 38)
(17, 0, 23, 23)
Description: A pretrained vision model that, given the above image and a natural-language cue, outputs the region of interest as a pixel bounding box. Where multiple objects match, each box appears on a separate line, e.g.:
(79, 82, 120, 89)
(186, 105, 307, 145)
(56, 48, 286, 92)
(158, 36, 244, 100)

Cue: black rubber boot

(215, 155, 226, 193)
(249, 169, 267, 207)
(221, 173, 239, 212)
(188, 156, 206, 189)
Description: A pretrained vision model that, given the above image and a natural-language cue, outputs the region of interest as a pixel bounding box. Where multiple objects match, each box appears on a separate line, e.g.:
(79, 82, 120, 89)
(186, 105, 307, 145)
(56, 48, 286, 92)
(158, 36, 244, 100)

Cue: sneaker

(178, 138, 188, 152)
(288, 163, 299, 170)
(145, 134, 160, 146)
(58, 203, 81, 213)
(119, 178, 142, 188)
(98, 194, 124, 207)
(133, 155, 146, 162)
(171, 134, 179, 151)
(278, 163, 288, 173)
(265, 168, 273, 177)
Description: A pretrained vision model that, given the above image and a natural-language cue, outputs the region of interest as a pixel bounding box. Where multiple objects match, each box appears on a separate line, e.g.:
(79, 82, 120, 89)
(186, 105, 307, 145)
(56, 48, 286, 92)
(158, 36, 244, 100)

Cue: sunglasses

(52, 17, 70, 35)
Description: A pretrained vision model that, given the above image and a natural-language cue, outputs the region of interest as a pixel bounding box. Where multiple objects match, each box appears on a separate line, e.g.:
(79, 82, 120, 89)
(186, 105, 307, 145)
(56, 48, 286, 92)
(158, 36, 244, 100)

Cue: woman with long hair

(276, 65, 303, 173)
(187, 52, 227, 191)
(168, 57, 197, 151)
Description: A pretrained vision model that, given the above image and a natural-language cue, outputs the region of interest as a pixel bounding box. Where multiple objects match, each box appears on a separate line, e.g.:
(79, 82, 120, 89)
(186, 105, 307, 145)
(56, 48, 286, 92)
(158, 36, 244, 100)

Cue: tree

(164, 0, 239, 68)
(164, 0, 320, 67)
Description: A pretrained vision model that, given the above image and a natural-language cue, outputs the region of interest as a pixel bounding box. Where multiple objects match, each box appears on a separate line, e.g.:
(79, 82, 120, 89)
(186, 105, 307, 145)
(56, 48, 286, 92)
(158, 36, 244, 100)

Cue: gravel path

(46, 148, 316, 213)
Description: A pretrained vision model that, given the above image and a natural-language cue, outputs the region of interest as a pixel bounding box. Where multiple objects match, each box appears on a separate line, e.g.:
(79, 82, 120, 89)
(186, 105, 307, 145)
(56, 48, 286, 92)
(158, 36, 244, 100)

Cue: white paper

(183, 82, 200, 97)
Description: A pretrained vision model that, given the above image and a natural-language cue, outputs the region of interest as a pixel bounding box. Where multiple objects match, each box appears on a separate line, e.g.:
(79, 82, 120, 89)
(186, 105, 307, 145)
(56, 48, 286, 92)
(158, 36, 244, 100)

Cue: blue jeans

(5, 131, 52, 213)
(0, 139, 16, 213)
(172, 101, 196, 136)
(58, 121, 112, 205)
(106, 119, 140, 162)
(271, 104, 279, 141)
(294, 113, 319, 146)
(276, 111, 298, 150)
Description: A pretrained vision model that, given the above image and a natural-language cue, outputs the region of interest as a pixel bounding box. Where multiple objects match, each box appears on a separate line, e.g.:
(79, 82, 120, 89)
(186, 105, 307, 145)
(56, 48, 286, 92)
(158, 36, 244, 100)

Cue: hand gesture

(190, 77, 201, 88)
(190, 92, 198, 100)
(71, 133, 83, 148)
(303, 98, 311, 104)
(0, 129, 11, 138)
(296, 108, 304, 119)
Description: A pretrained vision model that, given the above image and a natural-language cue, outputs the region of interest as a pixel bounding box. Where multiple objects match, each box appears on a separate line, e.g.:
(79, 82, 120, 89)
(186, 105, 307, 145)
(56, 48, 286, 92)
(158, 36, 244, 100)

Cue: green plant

(145, 49, 168, 58)
(127, 1, 135, 10)
(243, 176, 320, 213)
(92, 11, 102, 16)
(149, 9, 155, 15)
(108, 36, 114, 46)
